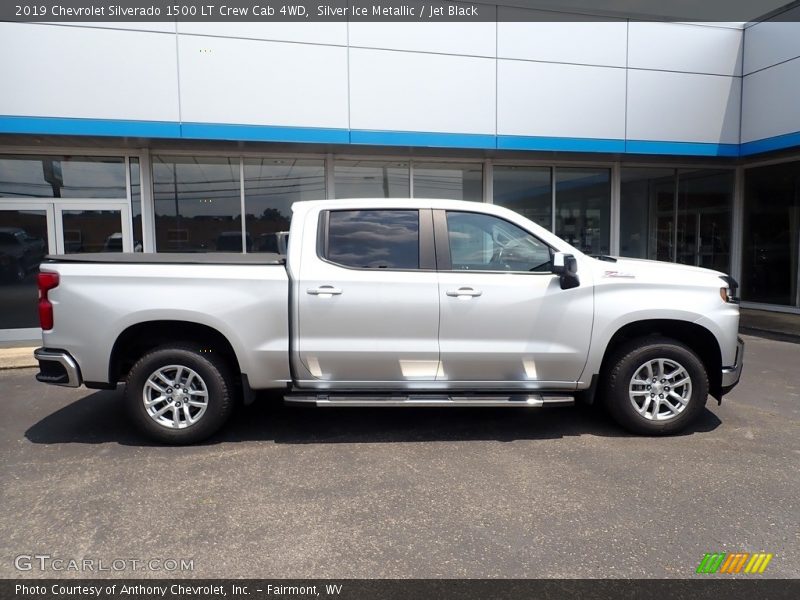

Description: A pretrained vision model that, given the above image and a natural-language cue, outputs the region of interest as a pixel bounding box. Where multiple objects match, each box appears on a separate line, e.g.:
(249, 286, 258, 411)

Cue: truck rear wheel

(124, 345, 234, 444)
(603, 337, 708, 435)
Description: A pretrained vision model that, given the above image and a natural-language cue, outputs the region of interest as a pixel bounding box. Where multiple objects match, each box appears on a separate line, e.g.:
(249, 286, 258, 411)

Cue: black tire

(603, 336, 708, 435)
(124, 345, 235, 444)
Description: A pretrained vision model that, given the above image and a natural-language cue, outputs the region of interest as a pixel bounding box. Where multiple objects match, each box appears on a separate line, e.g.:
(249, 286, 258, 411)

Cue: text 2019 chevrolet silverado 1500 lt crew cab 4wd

(34, 199, 744, 444)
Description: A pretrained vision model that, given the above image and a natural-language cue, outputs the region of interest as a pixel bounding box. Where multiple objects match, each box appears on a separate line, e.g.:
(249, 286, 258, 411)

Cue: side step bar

(284, 393, 574, 408)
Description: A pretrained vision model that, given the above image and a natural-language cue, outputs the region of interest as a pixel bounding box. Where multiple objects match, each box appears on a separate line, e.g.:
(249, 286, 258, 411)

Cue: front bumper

(34, 348, 82, 387)
(720, 337, 744, 395)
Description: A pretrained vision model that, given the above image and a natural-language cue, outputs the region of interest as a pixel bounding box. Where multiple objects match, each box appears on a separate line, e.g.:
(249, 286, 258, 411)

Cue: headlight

(719, 275, 739, 303)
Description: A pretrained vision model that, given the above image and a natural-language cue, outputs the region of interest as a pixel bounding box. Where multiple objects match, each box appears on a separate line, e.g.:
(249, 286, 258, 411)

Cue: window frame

(433, 209, 555, 275)
(317, 208, 436, 272)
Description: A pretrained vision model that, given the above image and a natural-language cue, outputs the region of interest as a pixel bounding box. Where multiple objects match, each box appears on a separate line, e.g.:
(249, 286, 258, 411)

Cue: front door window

(446, 211, 552, 272)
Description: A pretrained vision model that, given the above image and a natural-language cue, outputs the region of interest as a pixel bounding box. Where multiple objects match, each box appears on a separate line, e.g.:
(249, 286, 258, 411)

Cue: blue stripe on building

(0, 115, 798, 158)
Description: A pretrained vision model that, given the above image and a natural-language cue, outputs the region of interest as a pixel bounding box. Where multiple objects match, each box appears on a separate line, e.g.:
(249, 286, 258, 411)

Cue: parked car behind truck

(34, 199, 744, 444)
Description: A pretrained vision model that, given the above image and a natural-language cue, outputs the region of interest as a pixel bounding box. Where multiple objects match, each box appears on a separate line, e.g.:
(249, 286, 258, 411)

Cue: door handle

(446, 287, 482, 298)
(307, 286, 342, 296)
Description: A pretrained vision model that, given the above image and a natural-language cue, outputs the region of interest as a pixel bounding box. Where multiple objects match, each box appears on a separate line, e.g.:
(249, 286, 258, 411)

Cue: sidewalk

(0, 308, 798, 370)
(0, 346, 36, 369)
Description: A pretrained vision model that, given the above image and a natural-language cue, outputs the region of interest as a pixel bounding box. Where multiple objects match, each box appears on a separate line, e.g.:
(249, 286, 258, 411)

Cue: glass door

(0, 203, 56, 330)
(697, 210, 731, 272)
(620, 168, 734, 273)
(655, 186, 676, 262)
(54, 202, 131, 254)
(677, 170, 733, 272)
(676, 211, 698, 266)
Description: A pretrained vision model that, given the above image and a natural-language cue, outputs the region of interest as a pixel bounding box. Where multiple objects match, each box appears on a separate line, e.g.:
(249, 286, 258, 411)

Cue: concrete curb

(740, 327, 800, 344)
(0, 347, 37, 370)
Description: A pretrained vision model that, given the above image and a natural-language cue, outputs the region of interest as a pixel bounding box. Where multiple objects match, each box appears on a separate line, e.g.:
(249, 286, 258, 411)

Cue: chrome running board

(284, 393, 574, 408)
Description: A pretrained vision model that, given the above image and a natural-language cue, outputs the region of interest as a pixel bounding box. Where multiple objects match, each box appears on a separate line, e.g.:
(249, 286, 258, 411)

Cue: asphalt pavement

(0, 334, 798, 579)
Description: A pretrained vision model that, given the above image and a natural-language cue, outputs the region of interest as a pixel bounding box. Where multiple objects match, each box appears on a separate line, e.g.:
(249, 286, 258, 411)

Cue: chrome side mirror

(553, 252, 580, 290)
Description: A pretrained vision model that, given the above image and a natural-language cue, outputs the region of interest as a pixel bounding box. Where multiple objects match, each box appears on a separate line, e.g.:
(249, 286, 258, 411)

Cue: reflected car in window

(254, 231, 289, 255)
(216, 231, 252, 253)
(0, 227, 46, 282)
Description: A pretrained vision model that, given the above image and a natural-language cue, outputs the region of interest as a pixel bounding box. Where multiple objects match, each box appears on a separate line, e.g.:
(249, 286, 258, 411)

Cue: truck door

(434, 209, 594, 388)
(294, 208, 440, 387)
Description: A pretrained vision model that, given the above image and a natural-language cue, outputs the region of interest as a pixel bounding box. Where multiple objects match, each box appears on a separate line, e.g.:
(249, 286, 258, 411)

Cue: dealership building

(1, 3, 800, 340)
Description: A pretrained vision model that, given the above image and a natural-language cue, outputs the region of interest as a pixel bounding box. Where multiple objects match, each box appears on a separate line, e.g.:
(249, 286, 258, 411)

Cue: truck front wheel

(603, 337, 708, 435)
(124, 345, 234, 444)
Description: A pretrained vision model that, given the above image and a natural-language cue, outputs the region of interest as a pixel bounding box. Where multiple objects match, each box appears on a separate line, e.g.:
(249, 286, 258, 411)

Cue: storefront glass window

(244, 158, 325, 253)
(153, 156, 241, 252)
(555, 168, 611, 255)
(0, 155, 126, 198)
(742, 161, 800, 307)
(413, 162, 483, 201)
(335, 160, 409, 198)
(492, 166, 552, 230)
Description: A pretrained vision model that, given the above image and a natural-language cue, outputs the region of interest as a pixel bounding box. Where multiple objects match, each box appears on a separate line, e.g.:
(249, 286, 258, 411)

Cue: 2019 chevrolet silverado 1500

(33, 199, 744, 444)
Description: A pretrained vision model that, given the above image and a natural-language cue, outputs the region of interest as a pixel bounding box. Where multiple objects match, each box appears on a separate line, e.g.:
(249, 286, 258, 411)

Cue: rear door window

(324, 210, 420, 269)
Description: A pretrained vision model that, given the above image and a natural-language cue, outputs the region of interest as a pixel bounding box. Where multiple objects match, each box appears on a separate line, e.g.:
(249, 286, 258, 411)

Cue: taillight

(38, 272, 59, 330)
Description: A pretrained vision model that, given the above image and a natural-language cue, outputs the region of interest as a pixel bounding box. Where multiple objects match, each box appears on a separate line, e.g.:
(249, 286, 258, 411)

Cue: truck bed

(44, 252, 285, 265)
(39, 254, 291, 390)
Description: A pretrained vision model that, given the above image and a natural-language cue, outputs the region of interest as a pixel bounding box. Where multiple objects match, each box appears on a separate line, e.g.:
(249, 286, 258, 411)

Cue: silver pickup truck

(34, 199, 743, 444)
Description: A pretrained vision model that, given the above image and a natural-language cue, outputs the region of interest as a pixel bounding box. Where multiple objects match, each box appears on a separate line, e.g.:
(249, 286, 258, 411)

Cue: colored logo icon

(696, 552, 773, 574)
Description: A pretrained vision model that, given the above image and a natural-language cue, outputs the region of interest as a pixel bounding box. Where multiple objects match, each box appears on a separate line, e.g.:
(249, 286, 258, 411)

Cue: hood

(589, 256, 726, 279)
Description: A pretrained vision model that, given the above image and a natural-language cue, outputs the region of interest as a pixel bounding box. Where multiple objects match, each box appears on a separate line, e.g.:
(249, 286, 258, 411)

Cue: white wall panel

(348, 22, 496, 57)
(629, 22, 743, 76)
(743, 9, 800, 75)
(498, 10, 626, 67)
(627, 70, 741, 143)
(742, 59, 800, 142)
(349, 49, 495, 134)
(497, 60, 626, 139)
(0, 23, 179, 121)
(177, 22, 347, 46)
(178, 35, 349, 128)
(44, 22, 177, 33)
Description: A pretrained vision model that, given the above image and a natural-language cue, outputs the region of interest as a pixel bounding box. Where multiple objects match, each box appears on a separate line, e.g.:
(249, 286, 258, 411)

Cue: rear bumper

(720, 337, 744, 395)
(34, 348, 82, 388)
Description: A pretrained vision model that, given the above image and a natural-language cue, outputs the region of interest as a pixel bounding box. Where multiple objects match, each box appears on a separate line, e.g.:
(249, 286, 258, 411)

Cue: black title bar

(3, 0, 800, 23)
(5, 579, 800, 600)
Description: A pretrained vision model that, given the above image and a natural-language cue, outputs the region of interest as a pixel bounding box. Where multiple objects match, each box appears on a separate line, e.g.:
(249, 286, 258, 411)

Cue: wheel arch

(108, 320, 243, 385)
(598, 319, 723, 400)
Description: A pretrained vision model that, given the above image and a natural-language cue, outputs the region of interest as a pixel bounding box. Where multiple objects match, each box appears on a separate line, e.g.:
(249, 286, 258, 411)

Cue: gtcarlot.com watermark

(14, 554, 194, 572)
